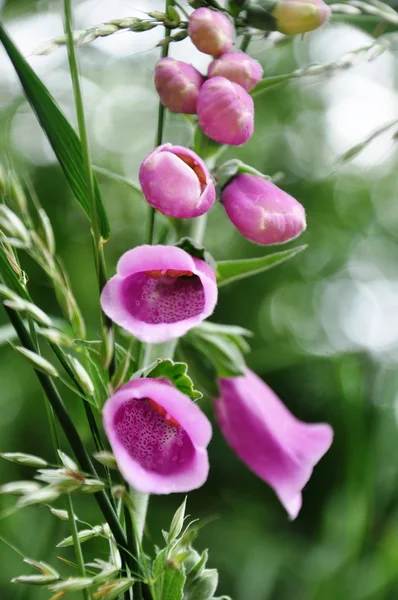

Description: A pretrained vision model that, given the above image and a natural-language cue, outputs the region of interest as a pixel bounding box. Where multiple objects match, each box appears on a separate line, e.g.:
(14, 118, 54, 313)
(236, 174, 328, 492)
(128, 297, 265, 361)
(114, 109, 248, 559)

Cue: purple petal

(103, 378, 212, 494)
(214, 369, 333, 519)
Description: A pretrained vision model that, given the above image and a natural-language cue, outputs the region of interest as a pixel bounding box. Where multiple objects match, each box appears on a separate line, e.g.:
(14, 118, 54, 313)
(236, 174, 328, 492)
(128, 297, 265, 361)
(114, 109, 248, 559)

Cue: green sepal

(133, 358, 203, 401)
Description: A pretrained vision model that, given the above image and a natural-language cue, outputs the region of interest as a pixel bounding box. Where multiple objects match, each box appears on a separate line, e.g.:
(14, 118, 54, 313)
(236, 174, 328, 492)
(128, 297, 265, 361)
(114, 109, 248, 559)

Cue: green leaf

(153, 560, 185, 600)
(184, 568, 219, 600)
(195, 322, 253, 354)
(168, 497, 187, 542)
(0, 23, 110, 239)
(136, 358, 203, 401)
(185, 330, 246, 379)
(216, 245, 307, 287)
(175, 237, 216, 271)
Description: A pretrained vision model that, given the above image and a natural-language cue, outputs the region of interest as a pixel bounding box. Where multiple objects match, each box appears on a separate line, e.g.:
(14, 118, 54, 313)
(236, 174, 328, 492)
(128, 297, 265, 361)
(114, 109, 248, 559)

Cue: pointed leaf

(216, 245, 307, 287)
(0, 23, 110, 239)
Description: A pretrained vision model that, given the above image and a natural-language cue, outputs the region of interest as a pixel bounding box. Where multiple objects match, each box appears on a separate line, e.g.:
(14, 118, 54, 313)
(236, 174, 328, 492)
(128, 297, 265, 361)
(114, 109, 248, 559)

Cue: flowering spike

(188, 7, 234, 57)
(208, 52, 263, 92)
(154, 57, 204, 114)
(101, 245, 217, 343)
(103, 378, 212, 494)
(221, 173, 306, 245)
(214, 369, 333, 519)
(197, 77, 254, 146)
(139, 144, 215, 219)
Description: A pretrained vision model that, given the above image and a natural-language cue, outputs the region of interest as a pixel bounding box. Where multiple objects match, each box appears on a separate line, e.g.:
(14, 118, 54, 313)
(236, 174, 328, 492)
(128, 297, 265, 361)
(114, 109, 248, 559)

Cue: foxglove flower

(208, 52, 263, 92)
(221, 173, 306, 244)
(272, 0, 331, 34)
(197, 77, 254, 146)
(214, 369, 333, 519)
(154, 57, 204, 114)
(103, 378, 212, 494)
(139, 144, 216, 219)
(100, 245, 217, 343)
(188, 7, 234, 57)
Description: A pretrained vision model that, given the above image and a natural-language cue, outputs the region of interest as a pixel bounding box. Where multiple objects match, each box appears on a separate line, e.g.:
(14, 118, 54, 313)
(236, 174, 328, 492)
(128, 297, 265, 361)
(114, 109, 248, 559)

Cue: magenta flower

(139, 144, 216, 219)
(197, 77, 254, 146)
(188, 7, 234, 57)
(154, 57, 204, 114)
(100, 245, 217, 343)
(208, 51, 263, 92)
(221, 173, 306, 245)
(103, 378, 212, 494)
(214, 369, 333, 519)
(272, 0, 331, 34)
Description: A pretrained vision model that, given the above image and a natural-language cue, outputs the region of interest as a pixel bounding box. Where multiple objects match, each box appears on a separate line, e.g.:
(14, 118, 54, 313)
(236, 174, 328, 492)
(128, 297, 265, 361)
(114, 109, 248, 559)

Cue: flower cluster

(98, 2, 333, 520)
(155, 7, 262, 145)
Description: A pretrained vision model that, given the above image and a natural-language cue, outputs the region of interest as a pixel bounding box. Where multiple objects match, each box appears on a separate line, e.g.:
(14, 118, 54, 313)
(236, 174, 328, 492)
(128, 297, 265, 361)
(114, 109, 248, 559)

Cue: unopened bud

(14, 347, 59, 377)
(197, 77, 254, 145)
(208, 51, 263, 92)
(155, 57, 204, 114)
(222, 174, 306, 245)
(139, 143, 215, 218)
(0, 452, 48, 467)
(246, 0, 330, 35)
(188, 7, 234, 56)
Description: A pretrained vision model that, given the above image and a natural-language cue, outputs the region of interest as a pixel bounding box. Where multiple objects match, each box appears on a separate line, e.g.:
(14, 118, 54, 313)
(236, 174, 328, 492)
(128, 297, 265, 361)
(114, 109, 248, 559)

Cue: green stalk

(63, 0, 116, 376)
(2, 305, 132, 569)
(240, 33, 251, 52)
(66, 494, 90, 600)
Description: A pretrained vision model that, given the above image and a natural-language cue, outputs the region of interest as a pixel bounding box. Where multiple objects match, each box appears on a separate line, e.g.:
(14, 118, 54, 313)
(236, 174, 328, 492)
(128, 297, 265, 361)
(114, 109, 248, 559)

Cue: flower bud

(221, 174, 306, 245)
(139, 143, 215, 218)
(188, 7, 233, 57)
(208, 51, 263, 92)
(246, 0, 330, 35)
(273, 0, 330, 34)
(154, 57, 204, 114)
(197, 77, 254, 146)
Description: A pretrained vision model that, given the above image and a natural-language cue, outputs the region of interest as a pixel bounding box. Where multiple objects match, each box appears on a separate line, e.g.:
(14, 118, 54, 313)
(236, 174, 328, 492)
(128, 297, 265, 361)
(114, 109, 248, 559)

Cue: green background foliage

(1, 0, 398, 598)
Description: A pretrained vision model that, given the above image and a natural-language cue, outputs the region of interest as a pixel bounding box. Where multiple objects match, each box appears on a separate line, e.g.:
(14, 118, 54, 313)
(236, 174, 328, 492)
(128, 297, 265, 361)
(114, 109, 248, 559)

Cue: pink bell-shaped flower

(188, 7, 234, 57)
(207, 51, 263, 92)
(214, 369, 333, 519)
(197, 77, 254, 146)
(154, 57, 204, 114)
(221, 173, 306, 245)
(100, 245, 218, 343)
(139, 144, 216, 219)
(103, 378, 212, 494)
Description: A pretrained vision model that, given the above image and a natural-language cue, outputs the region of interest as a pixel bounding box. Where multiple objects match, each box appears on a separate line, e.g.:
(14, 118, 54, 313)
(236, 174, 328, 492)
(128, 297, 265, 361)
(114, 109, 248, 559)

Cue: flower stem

(66, 493, 90, 600)
(63, 0, 116, 376)
(2, 305, 132, 569)
(240, 33, 252, 52)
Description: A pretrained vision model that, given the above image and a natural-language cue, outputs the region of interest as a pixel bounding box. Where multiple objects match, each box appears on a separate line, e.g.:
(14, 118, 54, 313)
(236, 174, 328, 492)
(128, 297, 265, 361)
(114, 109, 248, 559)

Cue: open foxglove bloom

(139, 144, 216, 219)
(221, 173, 306, 245)
(214, 369, 333, 519)
(100, 245, 218, 343)
(103, 378, 212, 494)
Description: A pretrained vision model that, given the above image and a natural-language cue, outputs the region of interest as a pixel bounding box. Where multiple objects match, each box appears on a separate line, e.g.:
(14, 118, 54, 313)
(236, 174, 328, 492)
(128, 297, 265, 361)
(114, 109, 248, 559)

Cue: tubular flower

(221, 173, 306, 245)
(207, 51, 263, 92)
(197, 77, 254, 146)
(214, 369, 333, 519)
(154, 57, 204, 114)
(100, 245, 218, 343)
(103, 378, 212, 494)
(139, 144, 216, 219)
(188, 7, 234, 57)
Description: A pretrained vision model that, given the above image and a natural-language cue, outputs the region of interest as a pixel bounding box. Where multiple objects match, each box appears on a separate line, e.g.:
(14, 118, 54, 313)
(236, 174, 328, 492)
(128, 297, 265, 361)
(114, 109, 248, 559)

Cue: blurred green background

(1, 0, 398, 598)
